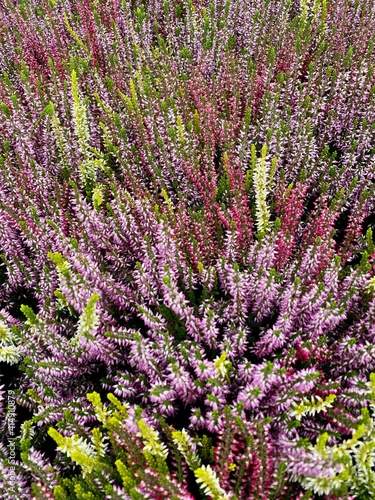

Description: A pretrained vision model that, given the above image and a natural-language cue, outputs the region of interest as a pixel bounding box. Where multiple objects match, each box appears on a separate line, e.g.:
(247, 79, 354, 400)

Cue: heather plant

(27, 393, 294, 499)
(1, 0, 375, 498)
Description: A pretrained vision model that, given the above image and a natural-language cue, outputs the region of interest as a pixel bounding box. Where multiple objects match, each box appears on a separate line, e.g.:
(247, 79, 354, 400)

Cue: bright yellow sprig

(48, 428, 97, 478)
(71, 71, 106, 193)
(253, 144, 275, 237)
(194, 465, 229, 500)
(290, 394, 336, 421)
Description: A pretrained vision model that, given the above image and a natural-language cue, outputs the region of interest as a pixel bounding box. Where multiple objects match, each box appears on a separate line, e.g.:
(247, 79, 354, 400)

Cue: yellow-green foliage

(194, 465, 229, 500)
(253, 144, 277, 237)
(48, 393, 133, 498)
(137, 419, 169, 473)
(292, 374, 375, 497)
(47, 393, 193, 498)
(290, 393, 336, 421)
(71, 70, 106, 194)
(115, 459, 136, 491)
(172, 428, 201, 470)
(71, 70, 90, 157)
(0, 319, 21, 365)
(48, 428, 97, 478)
(71, 293, 100, 346)
(213, 352, 231, 380)
(92, 184, 104, 210)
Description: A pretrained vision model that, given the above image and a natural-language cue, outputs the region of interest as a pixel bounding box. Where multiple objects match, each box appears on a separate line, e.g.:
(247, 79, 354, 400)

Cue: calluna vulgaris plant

(2, 0, 375, 497)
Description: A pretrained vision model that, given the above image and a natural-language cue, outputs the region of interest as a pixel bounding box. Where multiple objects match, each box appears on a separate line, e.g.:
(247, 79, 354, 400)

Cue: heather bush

(1, 0, 375, 498)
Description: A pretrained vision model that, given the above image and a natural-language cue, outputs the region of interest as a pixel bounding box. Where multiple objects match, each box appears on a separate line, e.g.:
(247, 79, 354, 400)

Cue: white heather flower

(0, 346, 21, 365)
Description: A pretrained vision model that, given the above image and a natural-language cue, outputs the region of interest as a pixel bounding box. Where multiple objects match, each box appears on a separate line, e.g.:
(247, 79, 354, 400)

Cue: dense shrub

(1, 0, 375, 497)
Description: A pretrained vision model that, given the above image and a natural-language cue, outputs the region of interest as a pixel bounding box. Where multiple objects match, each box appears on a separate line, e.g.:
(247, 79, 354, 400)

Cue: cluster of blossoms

(1, 0, 375, 498)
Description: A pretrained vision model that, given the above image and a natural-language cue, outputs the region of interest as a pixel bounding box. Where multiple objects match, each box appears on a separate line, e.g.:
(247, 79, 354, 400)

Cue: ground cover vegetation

(1, 0, 375, 498)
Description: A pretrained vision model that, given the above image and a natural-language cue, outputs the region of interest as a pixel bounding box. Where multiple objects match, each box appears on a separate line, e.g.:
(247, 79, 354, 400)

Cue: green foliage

(195, 465, 229, 499)
(290, 393, 336, 421)
(290, 374, 375, 497)
(33, 393, 285, 499)
(70, 293, 100, 346)
(71, 70, 107, 197)
(253, 144, 277, 237)
(0, 317, 21, 364)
